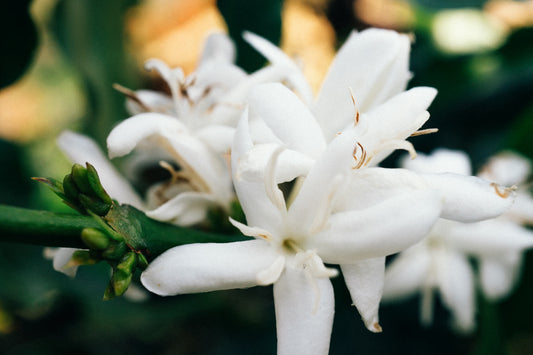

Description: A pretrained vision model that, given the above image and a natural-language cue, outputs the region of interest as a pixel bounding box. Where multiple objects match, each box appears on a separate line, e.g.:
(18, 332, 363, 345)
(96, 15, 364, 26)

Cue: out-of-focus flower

(280, 0, 336, 93)
(485, 0, 533, 31)
(125, 0, 227, 74)
(141, 114, 445, 354)
(354, 0, 415, 30)
(431, 9, 509, 55)
(383, 149, 532, 333)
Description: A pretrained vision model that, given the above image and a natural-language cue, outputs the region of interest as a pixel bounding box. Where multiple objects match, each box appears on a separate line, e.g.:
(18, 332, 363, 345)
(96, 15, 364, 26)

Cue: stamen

(491, 183, 516, 199)
(349, 87, 360, 125)
(353, 142, 367, 169)
(112, 83, 151, 112)
(410, 128, 439, 137)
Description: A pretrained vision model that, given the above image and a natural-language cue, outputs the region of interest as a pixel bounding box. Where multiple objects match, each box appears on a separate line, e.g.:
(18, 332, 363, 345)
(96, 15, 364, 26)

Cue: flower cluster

(53, 29, 530, 353)
(383, 149, 533, 333)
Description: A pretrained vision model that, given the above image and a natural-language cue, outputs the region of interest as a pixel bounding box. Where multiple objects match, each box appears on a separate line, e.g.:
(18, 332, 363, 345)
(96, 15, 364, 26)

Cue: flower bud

(71, 164, 93, 195)
(86, 163, 113, 205)
(81, 228, 110, 250)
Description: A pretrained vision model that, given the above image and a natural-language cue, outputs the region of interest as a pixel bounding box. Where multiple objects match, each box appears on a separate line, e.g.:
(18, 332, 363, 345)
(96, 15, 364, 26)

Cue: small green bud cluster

(79, 227, 149, 299)
(34, 163, 113, 216)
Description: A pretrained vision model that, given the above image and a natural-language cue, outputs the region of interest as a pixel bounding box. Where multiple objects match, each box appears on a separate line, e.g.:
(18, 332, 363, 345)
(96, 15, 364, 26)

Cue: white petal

(382, 246, 431, 301)
(235, 144, 314, 185)
(341, 257, 385, 332)
(146, 192, 216, 227)
(355, 87, 437, 165)
(57, 131, 145, 209)
(249, 83, 326, 158)
(479, 253, 522, 300)
(313, 28, 412, 139)
(196, 125, 236, 153)
(199, 32, 236, 65)
(126, 90, 173, 115)
(421, 173, 514, 222)
(232, 113, 284, 233)
(435, 250, 476, 333)
(478, 151, 531, 186)
(243, 31, 314, 104)
(401, 149, 472, 175)
(333, 167, 429, 212)
(141, 240, 277, 296)
(107, 113, 187, 159)
(288, 127, 356, 234)
(443, 219, 533, 256)
(274, 267, 334, 355)
(51, 247, 79, 277)
(107, 113, 232, 203)
(308, 190, 442, 264)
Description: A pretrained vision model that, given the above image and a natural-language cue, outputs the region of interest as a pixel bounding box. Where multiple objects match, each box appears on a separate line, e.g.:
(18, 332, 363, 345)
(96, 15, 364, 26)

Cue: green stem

(0, 204, 248, 257)
(0, 204, 96, 248)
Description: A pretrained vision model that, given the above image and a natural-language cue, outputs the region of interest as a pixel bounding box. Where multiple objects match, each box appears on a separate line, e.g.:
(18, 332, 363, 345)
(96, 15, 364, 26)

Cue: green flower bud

(86, 163, 113, 205)
(102, 241, 127, 260)
(79, 194, 111, 216)
(81, 228, 110, 250)
(71, 164, 93, 195)
(62, 174, 79, 202)
(117, 252, 137, 274)
(111, 270, 133, 298)
(136, 253, 148, 270)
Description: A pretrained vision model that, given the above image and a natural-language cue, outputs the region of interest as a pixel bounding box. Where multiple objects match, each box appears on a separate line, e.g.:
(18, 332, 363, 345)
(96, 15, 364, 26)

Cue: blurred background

(1, 0, 533, 353)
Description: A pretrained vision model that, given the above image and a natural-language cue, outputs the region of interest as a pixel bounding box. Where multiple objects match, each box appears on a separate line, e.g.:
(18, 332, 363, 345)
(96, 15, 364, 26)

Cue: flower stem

(0, 204, 96, 248)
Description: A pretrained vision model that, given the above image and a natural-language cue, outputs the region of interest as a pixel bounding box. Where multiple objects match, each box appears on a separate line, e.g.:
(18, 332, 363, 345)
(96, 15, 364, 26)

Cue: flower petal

(146, 191, 217, 227)
(199, 32, 236, 65)
(274, 266, 334, 355)
(243, 31, 314, 104)
(107, 113, 232, 203)
(401, 149, 472, 175)
(478, 151, 531, 186)
(313, 28, 412, 139)
(232, 113, 284, 232)
(341, 257, 385, 333)
(479, 253, 522, 300)
(333, 167, 429, 212)
(308, 189, 442, 264)
(57, 131, 145, 209)
(420, 173, 514, 222)
(141, 240, 277, 296)
(442, 219, 533, 256)
(248, 83, 326, 159)
(288, 127, 356, 234)
(382, 246, 431, 301)
(355, 87, 437, 165)
(436, 250, 475, 333)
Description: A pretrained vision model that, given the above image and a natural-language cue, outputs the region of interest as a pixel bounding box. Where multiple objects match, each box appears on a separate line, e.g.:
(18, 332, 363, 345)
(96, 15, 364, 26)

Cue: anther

(491, 182, 516, 198)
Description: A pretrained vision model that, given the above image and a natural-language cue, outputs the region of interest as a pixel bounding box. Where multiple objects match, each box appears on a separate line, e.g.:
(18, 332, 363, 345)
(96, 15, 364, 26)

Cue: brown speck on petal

(373, 322, 383, 333)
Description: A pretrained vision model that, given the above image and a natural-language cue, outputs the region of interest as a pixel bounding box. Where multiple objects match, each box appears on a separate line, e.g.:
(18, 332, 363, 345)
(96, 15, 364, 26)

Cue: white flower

(245, 28, 421, 143)
(141, 113, 446, 354)
(383, 149, 532, 333)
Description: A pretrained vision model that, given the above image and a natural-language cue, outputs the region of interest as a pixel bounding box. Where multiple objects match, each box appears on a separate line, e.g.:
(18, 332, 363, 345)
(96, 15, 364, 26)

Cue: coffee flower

(141, 114, 445, 354)
(383, 149, 531, 332)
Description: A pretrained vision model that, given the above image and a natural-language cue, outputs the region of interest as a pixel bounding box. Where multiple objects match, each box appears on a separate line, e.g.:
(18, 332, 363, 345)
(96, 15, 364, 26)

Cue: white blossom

(141, 114, 445, 354)
(383, 149, 531, 333)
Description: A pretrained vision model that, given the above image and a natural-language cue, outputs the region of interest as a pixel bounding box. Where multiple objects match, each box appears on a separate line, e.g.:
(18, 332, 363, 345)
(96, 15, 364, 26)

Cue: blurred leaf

(50, 0, 140, 146)
(0, 1, 37, 88)
(218, 0, 283, 72)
